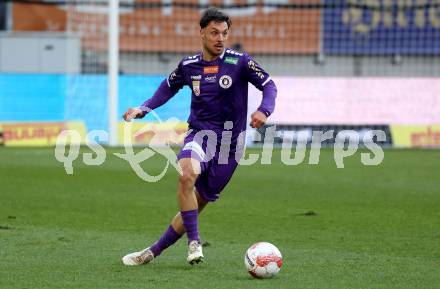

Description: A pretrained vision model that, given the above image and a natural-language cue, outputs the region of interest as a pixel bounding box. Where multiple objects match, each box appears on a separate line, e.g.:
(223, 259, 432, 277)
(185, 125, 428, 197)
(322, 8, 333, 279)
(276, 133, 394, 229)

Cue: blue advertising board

(0, 74, 191, 132)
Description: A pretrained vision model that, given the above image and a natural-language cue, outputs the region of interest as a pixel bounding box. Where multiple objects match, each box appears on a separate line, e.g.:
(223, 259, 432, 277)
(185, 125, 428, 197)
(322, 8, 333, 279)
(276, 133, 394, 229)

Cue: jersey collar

(201, 48, 226, 63)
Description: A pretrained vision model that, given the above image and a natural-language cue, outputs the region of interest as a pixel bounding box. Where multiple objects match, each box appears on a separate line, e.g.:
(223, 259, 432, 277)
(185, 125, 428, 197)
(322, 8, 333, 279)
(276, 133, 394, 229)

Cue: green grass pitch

(0, 147, 439, 289)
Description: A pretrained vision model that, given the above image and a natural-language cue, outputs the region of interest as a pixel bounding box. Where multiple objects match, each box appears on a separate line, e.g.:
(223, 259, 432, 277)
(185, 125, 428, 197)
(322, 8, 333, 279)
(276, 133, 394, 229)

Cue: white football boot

(187, 240, 204, 265)
(122, 247, 155, 266)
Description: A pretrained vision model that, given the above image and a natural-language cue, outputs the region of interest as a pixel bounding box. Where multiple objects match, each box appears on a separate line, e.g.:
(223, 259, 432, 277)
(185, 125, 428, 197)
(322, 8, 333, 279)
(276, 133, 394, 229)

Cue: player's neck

(202, 48, 224, 62)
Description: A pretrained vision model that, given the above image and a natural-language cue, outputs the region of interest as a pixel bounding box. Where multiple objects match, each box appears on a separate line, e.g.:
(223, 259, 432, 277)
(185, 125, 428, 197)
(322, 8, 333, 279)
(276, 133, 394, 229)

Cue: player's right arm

(123, 62, 185, 121)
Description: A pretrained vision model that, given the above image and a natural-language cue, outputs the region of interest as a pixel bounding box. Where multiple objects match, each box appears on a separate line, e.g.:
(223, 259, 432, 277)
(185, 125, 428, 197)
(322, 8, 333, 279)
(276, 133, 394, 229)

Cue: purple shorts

(177, 129, 239, 202)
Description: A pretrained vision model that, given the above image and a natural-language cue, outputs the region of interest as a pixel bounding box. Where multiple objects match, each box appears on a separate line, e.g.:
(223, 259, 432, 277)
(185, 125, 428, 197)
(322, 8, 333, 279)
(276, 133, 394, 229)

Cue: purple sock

(150, 225, 182, 257)
(181, 209, 200, 244)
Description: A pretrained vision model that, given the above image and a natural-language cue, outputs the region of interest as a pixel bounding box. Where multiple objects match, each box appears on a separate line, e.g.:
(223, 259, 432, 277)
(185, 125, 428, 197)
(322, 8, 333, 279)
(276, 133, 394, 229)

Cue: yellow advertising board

(390, 125, 440, 148)
(0, 121, 87, 146)
(118, 121, 188, 146)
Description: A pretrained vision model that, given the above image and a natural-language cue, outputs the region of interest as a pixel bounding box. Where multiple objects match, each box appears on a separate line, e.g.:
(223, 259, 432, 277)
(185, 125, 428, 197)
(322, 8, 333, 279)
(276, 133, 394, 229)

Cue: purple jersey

(139, 49, 277, 202)
(141, 48, 277, 137)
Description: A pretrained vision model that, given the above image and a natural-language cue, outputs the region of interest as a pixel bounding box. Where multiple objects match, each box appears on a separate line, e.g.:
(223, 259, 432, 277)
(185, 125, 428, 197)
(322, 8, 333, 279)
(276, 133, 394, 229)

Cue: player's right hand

(250, 110, 267, 129)
(123, 107, 143, 122)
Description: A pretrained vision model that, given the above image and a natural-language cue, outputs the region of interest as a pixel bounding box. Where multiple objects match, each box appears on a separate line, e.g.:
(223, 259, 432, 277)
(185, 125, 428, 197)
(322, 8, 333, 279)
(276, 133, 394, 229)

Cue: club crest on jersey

(204, 66, 219, 74)
(219, 75, 232, 89)
(192, 80, 200, 96)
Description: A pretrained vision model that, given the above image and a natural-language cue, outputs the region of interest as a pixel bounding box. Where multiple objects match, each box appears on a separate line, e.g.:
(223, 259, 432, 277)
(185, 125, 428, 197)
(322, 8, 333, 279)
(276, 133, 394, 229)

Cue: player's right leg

(170, 190, 208, 235)
(176, 157, 205, 264)
(122, 130, 207, 266)
(122, 185, 207, 266)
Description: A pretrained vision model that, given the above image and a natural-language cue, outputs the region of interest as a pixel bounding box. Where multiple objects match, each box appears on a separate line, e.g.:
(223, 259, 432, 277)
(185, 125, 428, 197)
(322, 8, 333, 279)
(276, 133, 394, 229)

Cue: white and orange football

(244, 242, 283, 279)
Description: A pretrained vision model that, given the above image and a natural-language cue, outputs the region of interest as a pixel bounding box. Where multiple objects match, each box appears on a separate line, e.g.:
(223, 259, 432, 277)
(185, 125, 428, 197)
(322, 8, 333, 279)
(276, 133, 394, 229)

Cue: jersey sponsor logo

(204, 75, 217, 83)
(192, 80, 201, 96)
(203, 66, 219, 74)
(219, 75, 233, 89)
(225, 57, 239, 65)
(191, 75, 202, 80)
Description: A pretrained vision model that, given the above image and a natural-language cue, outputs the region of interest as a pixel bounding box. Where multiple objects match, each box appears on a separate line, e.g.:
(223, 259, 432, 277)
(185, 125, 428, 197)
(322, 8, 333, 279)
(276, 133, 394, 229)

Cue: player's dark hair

(200, 7, 232, 29)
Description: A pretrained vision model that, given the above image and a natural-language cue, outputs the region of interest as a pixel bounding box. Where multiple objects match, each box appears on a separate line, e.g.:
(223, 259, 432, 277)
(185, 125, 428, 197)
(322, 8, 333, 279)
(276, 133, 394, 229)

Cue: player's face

(201, 21, 229, 58)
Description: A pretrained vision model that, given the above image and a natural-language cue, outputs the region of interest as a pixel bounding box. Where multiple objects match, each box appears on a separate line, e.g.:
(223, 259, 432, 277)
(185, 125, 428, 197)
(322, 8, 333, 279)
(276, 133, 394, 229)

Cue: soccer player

(121, 7, 277, 265)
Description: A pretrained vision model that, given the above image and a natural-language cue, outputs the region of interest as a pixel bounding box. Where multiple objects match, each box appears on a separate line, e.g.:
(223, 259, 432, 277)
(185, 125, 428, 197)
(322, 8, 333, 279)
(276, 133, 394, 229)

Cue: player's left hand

(250, 110, 267, 129)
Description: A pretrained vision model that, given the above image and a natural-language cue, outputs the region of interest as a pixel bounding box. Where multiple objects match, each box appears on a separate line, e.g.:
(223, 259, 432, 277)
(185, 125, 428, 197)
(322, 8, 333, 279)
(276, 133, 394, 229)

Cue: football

(244, 242, 283, 279)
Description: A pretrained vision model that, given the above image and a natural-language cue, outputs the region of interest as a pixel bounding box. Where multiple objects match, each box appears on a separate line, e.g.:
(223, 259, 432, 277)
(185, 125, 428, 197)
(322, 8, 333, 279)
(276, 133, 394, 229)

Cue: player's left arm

(244, 54, 277, 128)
